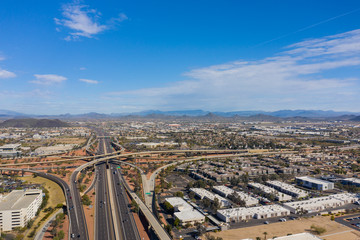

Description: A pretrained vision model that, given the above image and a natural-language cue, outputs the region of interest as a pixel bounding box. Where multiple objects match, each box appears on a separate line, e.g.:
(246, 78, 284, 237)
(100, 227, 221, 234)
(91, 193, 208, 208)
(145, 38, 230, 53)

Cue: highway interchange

(0, 128, 298, 240)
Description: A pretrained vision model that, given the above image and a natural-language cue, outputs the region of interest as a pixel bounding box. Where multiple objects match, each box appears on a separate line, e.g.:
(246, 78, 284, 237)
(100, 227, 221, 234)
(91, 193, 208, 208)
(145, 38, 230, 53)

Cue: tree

(173, 191, 184, 198)
(263, 231, 268, 240)
(174, 218, 180, 227)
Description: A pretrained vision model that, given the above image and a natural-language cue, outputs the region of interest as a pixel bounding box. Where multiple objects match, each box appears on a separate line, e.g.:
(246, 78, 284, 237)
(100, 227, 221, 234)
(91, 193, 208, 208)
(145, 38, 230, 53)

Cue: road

(111, 163, 141, 240)
(95, 137, 116, 240)
(69, 168, 89, 239)
(34, 208, 63, 240)
(0, 168, 85, 240)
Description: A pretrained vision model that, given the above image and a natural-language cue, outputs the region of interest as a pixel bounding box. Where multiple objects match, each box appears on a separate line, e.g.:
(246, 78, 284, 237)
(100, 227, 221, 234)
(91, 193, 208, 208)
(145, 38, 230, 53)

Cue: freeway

(95, 137, 116, 240)
(111, 163, 141, 240)
(70, 169, 89, 240)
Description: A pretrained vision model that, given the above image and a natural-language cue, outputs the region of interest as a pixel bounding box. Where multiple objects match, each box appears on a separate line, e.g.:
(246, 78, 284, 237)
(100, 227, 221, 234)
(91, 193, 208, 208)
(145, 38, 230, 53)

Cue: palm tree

(263, 232, 268, 240)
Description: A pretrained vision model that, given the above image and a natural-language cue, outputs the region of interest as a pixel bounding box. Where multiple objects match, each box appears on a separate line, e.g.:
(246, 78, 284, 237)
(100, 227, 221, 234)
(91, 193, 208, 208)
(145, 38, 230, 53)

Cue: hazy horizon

(1, 1, 360, 114)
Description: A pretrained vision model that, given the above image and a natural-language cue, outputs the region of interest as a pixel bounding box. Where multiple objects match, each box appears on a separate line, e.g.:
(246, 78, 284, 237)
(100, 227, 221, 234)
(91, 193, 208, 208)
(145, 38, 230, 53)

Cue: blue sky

(1, 0, 360, 114)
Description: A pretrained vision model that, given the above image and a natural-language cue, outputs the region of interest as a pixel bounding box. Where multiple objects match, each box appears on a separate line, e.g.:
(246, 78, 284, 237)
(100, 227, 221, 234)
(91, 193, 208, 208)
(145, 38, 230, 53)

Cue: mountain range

(0, 109, 360, 121)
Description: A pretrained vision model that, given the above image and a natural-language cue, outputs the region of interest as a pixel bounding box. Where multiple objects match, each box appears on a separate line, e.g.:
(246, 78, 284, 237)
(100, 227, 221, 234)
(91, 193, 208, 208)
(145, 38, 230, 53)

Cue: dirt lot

(210, 216, 360, 240)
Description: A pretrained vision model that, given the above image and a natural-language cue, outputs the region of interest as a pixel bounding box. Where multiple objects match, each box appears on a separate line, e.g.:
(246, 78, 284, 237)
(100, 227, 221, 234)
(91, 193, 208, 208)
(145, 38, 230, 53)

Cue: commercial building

(248, 183, 292, 202)
(283, 193, 358, 213)
(213, 185, 259, 206)
(341, 178, 360, 187)
(0, 144, 21, 158)
(217, 204, 290, 222)
(190, 188, 230, 207)
(164, 197, 205, 226)
(296, 176, 334, 191)
(0, 189, 42, 231)
(266, 180, 309, 198)
(268, 232, 322, 240)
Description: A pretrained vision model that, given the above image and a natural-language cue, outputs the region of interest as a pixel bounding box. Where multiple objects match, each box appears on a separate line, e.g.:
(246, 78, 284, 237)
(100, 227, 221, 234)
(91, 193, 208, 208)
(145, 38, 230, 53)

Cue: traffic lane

(95, 163, 112, 240)
(113, 165, 141, 240)
(112, 165, 140, 240)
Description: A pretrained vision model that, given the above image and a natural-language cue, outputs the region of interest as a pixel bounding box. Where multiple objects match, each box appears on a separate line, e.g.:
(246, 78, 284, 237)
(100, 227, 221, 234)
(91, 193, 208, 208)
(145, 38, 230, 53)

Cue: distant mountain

(0, 118, 70, 128)
(0, 109, 359, 120)
(351, 116, 360, 121)
(0, 109, 27, 117)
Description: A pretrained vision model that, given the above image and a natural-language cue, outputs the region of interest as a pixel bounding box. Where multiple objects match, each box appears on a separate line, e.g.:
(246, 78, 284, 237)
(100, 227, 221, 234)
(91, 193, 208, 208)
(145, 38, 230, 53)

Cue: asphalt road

(111, 163, 141, 240)
(70, 168, 89, 240)
(95, 137, 116, 240)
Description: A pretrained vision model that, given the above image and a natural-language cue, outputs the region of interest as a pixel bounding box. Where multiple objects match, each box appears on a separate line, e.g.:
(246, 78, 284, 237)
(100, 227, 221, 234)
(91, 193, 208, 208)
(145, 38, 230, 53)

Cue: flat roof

(343, 178, 360, 184)
(269, 232, 321, 240)
(0, 189, 42, 211)
(296, 176, 332, 185)
(174, 209, 205, 221)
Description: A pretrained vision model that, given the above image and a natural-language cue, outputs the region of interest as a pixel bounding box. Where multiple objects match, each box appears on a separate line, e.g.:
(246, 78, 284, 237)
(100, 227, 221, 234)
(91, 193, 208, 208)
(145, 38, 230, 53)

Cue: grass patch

(20, 175, 65, 240)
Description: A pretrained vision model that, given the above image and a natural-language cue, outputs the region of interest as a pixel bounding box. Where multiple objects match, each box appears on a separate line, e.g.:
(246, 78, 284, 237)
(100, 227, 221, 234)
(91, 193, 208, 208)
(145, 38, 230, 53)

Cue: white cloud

(0, 55, 16, 79)
(79, 67, 86, 70)
(0, 69, 16, 79)
(31, 74, 67, 85)
(55, 2, 127, 40)
(79, 78, 98, 84)
(107, 29, 360, 111)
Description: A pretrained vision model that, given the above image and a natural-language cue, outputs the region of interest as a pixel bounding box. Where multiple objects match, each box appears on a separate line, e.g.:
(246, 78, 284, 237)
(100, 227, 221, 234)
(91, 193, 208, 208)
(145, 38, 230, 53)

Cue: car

(264, 221, 269, 224)
(71, 233, 75, 238)
(279, 218, 286, 222)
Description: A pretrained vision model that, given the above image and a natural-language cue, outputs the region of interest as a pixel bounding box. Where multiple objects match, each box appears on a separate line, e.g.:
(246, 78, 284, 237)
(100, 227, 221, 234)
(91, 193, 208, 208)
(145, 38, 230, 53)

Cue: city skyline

(1, 1, 360, 114)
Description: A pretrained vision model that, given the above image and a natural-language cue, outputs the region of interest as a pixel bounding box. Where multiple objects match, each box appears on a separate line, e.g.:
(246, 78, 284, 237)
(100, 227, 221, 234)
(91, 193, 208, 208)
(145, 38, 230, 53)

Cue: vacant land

(210, 216, 360, 240)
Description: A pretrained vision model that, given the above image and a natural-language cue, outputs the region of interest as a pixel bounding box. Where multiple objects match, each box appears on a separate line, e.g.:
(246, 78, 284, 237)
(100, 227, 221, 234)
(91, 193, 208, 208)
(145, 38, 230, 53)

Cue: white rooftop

(269, 232, 322, 240)
(0, 189, 42, 211)
(296, 176, 332, 185)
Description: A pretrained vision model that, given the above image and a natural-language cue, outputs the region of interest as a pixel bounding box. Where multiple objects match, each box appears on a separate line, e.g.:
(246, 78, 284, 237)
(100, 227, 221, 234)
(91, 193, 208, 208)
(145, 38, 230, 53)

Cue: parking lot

(336, 214, 360, 232)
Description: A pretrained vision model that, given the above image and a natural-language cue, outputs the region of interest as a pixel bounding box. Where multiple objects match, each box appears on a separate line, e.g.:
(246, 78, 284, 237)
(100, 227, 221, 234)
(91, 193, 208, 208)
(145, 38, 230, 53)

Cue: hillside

(0, 118, 70, 128)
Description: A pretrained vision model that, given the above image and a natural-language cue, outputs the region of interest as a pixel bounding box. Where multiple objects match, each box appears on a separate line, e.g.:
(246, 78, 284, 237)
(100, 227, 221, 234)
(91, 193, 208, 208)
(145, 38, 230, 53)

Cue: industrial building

(283, 193, 358, 213)
(296, 176, 334, 191)
(164, 197, 205, 226)
(0, 144, 21, 158)
(268, 232, 322, 240)
(190, 188, 230, 207)
(217, 204, 290, 222)
(248, 183, 292, 202)
(213, 185, 259, 206)
(266, 180, 309, 198)
(0, 189, 42, 231)
(341, 178, 360, 187)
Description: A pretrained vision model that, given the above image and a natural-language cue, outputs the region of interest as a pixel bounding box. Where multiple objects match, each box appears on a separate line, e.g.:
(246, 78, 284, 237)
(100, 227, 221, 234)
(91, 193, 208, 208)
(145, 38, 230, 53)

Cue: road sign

(145, 192, 151, 195)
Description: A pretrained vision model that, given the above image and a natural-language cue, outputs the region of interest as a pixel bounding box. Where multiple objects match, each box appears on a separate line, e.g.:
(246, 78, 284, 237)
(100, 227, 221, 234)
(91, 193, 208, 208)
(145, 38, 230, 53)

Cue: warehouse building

(0, 189, 42, 231)
(164, 197, 205, 226)
(268, 232, 322, 240)
(283, 193, 358, 214)
(248, 183, 292, 202)
(190, 188, 230, 207)
(341, 178, 360, 187)
(217, 204, 290, 222)
(213, 185, 259, 206)
(296, 176, 334, 191)
(266, 180, 309, 198)
(0, 144, 22, 158)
